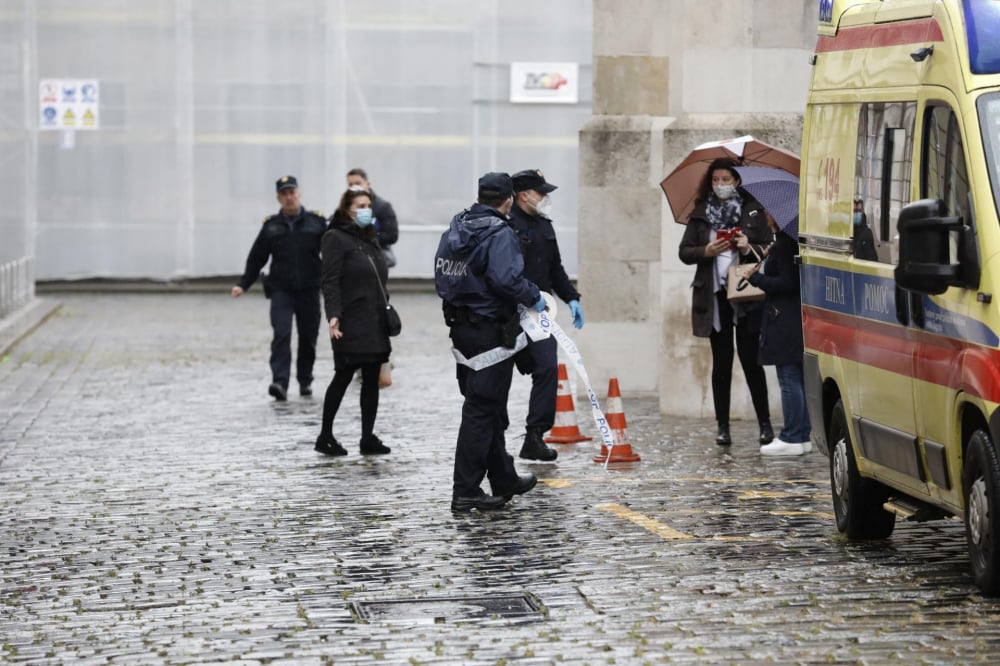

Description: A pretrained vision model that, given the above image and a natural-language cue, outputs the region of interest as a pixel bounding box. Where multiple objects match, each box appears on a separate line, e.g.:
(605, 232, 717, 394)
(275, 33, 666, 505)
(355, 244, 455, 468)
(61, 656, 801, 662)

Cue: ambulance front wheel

(828, 399, 895, 539)
(963, 430, 1000, 595)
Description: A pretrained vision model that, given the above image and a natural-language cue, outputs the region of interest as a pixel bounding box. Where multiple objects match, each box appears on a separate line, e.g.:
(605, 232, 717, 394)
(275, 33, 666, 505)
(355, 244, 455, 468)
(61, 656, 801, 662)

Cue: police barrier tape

(450, 332, 529, 370)
(451, 297, 617, 468)
(545, 315, 618, 470)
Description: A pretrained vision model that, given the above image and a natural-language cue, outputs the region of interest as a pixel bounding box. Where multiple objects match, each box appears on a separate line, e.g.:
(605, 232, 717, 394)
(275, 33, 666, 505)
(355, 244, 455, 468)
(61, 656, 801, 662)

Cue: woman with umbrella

(678, 157, 774, 447)
(738, 167, 811, 456)
(744, 211, 811, 455)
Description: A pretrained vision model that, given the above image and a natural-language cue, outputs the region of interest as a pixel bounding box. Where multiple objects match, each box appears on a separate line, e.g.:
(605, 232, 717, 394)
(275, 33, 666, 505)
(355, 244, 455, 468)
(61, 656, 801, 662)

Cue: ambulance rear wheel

(829, 399, 895, 539)
(963, 430, 1000, 595)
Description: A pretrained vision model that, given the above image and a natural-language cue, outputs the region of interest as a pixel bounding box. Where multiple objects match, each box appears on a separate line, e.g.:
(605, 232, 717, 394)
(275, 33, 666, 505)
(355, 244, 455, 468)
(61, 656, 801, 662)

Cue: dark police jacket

(434, 203, 540, 320)
(747, 231, 803, 367)
(371, 190, 398, 248)
(507, 203, 580, 304)
(321, 215, 391, 356)
(237, 208, 327, 292)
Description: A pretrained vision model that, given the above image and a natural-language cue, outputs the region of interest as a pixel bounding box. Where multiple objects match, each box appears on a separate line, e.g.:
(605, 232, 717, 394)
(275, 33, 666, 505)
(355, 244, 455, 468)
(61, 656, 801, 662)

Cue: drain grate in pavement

(352, 593, 542, 623)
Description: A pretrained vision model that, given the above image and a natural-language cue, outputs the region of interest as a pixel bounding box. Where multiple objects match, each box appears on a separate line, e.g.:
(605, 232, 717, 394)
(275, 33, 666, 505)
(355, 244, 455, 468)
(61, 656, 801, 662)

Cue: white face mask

(713, 184, 737, 200)
(534, 194, 553, 217)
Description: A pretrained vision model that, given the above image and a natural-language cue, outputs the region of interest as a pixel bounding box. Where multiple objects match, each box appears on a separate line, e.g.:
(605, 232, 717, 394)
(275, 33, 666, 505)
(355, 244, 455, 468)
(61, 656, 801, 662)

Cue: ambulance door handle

(895, 285, 910, 325)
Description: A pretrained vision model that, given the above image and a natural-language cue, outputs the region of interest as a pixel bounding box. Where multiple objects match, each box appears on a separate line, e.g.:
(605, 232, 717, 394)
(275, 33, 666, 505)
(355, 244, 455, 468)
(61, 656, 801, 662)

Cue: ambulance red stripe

(803, 305, 1000, 403)
(816, 18, 944, 53)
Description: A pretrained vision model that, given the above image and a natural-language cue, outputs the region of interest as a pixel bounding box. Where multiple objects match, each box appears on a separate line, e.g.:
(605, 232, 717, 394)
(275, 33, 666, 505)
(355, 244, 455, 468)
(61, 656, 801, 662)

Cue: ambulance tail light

(895, 199, 978, 294)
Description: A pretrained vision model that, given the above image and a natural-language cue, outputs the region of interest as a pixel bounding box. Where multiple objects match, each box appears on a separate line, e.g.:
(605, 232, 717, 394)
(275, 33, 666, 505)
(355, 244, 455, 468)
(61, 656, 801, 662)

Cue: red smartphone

(716, 228, 736, 246)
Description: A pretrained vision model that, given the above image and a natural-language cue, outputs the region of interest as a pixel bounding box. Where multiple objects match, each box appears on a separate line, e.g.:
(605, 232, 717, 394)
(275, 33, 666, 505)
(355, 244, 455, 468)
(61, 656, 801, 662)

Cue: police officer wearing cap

(435, 172, 547, 512)
(508, 169, 584, 461)
(231, 175, 327, 401)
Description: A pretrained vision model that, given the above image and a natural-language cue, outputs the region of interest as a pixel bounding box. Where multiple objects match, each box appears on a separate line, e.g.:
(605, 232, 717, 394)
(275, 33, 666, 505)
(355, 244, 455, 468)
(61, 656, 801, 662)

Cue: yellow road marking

(594, 503, 836, 542)
(737, 490, 801, 500)
(540, 479, 574, 489)
(595, 503, 694, 540)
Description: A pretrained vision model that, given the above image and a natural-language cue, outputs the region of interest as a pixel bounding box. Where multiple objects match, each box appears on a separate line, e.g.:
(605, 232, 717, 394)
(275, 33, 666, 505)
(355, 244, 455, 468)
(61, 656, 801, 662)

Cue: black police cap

(275, 175, 298, 192)
(478, 172, 513, 199)
(512, 169, 557, 194)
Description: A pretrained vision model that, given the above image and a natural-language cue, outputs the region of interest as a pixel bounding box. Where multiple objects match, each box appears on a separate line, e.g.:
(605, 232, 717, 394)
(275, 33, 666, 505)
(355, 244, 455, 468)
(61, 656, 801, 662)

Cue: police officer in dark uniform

(435, 172, 548, 512)
(508, 169, 584, 461)
(231, 175, 327, 401)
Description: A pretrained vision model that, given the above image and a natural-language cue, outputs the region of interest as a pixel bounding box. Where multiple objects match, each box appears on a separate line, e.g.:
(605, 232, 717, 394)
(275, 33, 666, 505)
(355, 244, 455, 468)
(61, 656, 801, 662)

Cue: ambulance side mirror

(894, 199, 970, 294)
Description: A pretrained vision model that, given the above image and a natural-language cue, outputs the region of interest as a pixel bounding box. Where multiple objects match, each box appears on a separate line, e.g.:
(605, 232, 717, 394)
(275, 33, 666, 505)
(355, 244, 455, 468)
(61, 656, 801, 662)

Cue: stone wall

(578, 0, 816, 417)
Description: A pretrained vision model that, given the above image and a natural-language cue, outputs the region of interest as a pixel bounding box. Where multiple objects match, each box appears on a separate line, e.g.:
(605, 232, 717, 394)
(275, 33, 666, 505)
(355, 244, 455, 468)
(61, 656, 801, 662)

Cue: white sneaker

(760, 438, 807, 456)
(802, 440, 813, 453)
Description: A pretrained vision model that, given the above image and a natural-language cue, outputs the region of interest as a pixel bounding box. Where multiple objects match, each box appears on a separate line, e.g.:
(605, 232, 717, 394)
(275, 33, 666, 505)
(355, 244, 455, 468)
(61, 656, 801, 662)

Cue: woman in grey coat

(314, 188, 392, 456)
(678, 158, 773, 447)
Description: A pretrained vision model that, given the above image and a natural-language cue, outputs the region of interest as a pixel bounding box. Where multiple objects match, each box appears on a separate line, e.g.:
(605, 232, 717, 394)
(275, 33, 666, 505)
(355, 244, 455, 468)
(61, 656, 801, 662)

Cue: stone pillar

(578, 0, 815, 418)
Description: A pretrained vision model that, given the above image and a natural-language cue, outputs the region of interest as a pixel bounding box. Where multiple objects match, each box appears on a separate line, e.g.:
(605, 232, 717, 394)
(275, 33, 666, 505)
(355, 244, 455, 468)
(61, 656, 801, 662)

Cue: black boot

(519, 429, 558, 461)
(759, 421, 775, 445)
(360, 434, 391, 455)
(716, 422, 732, 446)
(315, 433, 347, 456)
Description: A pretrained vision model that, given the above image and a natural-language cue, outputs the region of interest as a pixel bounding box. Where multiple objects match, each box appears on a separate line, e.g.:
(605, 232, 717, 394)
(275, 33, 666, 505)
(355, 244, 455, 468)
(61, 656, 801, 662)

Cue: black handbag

(365, 254, 401, 337)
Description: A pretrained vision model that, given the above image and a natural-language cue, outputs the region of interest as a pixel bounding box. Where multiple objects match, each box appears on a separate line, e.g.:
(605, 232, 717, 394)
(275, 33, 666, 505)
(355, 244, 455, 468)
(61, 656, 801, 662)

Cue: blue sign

(42, 106, 56, 125)
(81, 83, 96, 103)
(819, 0, 834, 23)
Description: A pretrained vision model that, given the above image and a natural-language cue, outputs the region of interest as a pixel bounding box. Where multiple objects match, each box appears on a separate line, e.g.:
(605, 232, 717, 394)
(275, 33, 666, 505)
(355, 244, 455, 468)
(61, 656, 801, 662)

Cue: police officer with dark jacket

(231, 175, 326, 401)
(435, 172, 547, 512)
(508, 169, 583, 461)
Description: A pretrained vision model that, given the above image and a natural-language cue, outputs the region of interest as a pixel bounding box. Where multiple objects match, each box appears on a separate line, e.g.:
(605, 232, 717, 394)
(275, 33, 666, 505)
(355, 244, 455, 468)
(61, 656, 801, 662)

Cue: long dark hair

(330, 188, 376, 240)
(695, 157, 742, 205)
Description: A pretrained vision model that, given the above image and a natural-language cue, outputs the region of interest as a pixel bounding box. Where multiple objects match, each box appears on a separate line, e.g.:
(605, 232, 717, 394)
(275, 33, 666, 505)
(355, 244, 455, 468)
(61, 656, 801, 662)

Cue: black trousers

(524, 335, 558, 432)
(709, 290, 770, 425)
(268, 288, 320, 388)
(450, 322, 519, 498)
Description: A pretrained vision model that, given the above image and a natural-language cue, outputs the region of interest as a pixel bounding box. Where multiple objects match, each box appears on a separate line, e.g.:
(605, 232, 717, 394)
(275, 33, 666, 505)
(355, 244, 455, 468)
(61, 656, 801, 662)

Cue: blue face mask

(355, 208, 373, 227)
(853, 212, 863, 226)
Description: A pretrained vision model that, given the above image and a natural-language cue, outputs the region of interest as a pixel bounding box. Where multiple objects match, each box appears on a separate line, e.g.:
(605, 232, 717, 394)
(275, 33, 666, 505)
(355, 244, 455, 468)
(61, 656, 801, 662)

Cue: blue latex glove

(568, 299, 584, 329)
(532, 295, 547, 312)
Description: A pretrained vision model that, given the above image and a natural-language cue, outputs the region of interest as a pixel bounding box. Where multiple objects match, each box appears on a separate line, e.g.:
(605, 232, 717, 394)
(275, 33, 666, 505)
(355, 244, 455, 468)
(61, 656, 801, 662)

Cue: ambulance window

(977, 93, 1000, 225)
(922, 105, 971, 225)
(854, 102, 915, 263)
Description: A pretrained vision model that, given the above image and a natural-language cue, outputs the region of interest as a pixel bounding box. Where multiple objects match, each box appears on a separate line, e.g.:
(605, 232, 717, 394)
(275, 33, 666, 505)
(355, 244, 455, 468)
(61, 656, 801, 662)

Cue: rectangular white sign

(509, 62, 578, 104)
(39, 79, 99, 130)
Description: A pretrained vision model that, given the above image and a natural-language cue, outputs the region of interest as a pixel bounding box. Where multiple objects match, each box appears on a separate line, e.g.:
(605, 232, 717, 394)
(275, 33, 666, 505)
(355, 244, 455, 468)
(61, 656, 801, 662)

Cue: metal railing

(0, 257, 34, 319)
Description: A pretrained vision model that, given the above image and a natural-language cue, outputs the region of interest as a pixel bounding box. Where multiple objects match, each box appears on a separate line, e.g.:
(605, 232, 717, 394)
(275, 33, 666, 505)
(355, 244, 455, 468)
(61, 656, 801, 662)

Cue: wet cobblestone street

(3, 291, 1000, 664)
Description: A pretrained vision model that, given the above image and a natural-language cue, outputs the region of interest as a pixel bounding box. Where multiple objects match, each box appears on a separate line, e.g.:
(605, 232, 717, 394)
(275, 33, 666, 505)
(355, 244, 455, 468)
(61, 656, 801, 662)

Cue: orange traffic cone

(593, 377, 641, 463)
(545, 364, 593, 444)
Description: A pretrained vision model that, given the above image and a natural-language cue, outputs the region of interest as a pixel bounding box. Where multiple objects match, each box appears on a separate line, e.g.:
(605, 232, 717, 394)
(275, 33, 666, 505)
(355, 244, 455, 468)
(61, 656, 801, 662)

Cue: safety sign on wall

(509, 62, 579, 104)
(39, 79, 99, 130)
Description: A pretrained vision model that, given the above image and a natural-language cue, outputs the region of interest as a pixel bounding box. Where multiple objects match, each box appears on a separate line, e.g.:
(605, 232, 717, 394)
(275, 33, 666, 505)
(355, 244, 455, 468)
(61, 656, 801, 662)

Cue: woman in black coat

(678, 157, 773, 447)
(314, 188, 392, 456)
(746, 214, 811, 456)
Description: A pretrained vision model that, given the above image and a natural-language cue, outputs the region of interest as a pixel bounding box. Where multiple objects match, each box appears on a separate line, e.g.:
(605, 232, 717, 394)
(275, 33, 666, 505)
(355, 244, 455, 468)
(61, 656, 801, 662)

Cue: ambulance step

(883, 498, 946, 522)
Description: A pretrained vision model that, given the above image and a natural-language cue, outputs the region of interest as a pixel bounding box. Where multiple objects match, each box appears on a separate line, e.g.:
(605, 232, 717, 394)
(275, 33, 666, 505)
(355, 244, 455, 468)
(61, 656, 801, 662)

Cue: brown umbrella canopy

(660, 136, 800, 224)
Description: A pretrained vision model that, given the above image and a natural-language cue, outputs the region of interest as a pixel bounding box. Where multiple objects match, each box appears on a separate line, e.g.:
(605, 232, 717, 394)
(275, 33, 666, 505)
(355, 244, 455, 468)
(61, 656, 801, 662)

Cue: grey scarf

(705, 192, 743, 231)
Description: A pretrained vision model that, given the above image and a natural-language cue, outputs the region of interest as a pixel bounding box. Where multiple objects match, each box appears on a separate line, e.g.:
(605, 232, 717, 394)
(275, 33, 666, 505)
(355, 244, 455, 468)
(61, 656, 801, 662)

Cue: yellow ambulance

(801, 0, 1000, 594)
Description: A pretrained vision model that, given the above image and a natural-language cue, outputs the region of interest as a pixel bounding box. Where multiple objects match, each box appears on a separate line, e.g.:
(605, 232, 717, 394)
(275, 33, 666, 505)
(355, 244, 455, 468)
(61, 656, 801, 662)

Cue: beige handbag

(725, 245, 765, 303)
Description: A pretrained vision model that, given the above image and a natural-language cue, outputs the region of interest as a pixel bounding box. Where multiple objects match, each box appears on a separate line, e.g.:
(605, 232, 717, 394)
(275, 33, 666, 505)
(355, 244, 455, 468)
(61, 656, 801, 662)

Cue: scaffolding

(0, 0, 592, 281)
